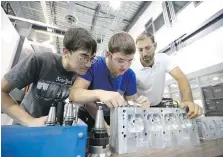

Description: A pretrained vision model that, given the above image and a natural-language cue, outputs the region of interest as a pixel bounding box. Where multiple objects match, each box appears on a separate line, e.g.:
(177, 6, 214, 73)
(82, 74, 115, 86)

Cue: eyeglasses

(109, 51, 135, 66)
(70, 50, 97, 65)
(138, 43, 156, 53)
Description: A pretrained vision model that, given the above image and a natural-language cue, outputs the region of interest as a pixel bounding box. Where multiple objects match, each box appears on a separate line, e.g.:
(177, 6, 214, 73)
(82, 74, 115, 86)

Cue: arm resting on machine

(1, 79, 34, 126)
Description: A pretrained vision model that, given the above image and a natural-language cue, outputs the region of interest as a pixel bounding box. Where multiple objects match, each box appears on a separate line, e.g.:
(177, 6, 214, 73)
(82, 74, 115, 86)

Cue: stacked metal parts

(63, 102, 75, 126)
(196, 117, 223, 140)
(88, 105, 111, 157)
(45, 102, 79, 126)
(110, 105, 200, 154)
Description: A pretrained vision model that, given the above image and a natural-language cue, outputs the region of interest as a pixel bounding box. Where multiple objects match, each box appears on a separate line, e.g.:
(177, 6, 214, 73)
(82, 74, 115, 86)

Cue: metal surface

(75, 105, 79, 124)
(88, 105, 111, 157)
(196, 116, 223, 140)
(1, 120, 88, 157)
(45, 104, 56, 126)
(64, 102, 74, 126)
(94, 106, 105, 129)
(110, 107, 200, 154)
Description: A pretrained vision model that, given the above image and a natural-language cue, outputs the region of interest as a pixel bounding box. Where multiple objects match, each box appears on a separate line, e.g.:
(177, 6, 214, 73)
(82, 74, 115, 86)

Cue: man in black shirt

(1, 28, 97, 127)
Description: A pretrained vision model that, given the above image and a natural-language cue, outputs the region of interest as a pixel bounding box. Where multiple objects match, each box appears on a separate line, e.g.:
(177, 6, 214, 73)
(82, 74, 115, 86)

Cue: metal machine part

(196, 116, 223, 140)
(110, 107, 200, 154)
(45, 103, 57, 126)
(88, 106, 111, 157)
(160, 98, 179, 108)
(63, 102, 74, 126)
(74, 105, 79, 124)
(56, 102, 65, 125)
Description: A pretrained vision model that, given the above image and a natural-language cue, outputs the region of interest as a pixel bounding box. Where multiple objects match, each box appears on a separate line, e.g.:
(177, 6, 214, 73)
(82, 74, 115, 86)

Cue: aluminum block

(196, 116, 223, 140)
(110, 107, 200, 154)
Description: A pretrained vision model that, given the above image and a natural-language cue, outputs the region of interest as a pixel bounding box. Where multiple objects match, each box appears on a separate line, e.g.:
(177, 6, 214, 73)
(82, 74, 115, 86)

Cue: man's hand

(98, 91, 125, 108)
(136, 95, 150, 108)
(179, 101, 203, 119)
(26, 116, 48, 127)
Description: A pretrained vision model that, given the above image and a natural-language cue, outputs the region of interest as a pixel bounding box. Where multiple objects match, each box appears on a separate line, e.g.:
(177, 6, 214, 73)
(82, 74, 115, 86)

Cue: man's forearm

(178, 79, 193, 102)
(1, 92, 34, 126)
(69, 88, 103, 104)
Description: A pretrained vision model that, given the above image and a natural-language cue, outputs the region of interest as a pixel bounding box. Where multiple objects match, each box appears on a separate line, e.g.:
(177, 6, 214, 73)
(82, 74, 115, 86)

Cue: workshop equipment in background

(88, 105, 111, 157)
(1, 121, 88, 157)
(202, 83, 223, 116)
(196, 116, 223, 140)
(110, 103, 200, 154)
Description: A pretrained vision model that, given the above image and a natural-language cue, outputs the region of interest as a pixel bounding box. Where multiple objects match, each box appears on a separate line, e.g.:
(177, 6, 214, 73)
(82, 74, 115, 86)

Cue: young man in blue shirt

(69, 32, 150, 132)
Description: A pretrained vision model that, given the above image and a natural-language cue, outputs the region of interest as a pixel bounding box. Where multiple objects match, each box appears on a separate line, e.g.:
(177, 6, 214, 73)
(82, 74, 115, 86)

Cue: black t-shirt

(4, 52, 77, 118)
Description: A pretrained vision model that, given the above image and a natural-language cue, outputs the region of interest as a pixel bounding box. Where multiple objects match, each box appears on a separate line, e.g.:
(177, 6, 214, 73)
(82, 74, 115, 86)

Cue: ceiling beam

(1, 2, 16, 16)
(75, 2, 130, 23)
(124, 1, 152, 32)
(91, 4, 101, 32)
(8, 15, 67, 31)
(40, 1, 50, 24)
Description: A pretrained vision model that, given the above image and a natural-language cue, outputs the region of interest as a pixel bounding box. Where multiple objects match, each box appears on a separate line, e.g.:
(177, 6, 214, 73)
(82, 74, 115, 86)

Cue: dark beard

(141, 57, 154, 67)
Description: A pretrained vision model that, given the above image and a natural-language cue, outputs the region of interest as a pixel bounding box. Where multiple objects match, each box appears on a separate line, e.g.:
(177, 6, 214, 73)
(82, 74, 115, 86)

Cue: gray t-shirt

(4, 52, 77, 118)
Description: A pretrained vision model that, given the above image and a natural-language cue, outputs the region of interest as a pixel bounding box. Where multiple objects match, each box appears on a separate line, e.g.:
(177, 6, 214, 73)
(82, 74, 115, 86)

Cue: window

(154, 13, 165, 32)
(146, 24, 154, 35)
(145, 18, 154, 35)
(172, 1, 190, 14)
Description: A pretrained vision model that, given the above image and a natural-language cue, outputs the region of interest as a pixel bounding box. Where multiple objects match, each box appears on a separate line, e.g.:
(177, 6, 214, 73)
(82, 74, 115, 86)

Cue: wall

(171, 26, 223, 75)
(155, 0, 223, 52)
(1, 8, 20, 78)
(129, 1, 163, 40)
(1, 8, 20, 125)
(129, 1, 223, 80)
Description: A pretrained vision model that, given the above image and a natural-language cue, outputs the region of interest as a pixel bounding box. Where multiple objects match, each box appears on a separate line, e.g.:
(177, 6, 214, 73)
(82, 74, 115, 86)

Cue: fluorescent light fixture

(109, 1, 121, 10)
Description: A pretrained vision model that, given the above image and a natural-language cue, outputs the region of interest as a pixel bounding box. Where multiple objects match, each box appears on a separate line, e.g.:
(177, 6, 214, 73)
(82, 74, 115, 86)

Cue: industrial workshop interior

(1, 0, 223, 157)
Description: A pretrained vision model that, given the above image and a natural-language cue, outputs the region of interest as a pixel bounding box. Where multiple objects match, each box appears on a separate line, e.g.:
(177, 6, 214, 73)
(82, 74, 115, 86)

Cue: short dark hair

(136, 31, 155, 44)
(63, 28, 97, 55)
(108, 32, 136, 55)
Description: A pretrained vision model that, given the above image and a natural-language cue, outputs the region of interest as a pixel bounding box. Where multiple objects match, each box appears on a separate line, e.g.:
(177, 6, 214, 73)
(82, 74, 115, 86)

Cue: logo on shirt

(56, 76, 72, 85)
(36, 80, 71, 101)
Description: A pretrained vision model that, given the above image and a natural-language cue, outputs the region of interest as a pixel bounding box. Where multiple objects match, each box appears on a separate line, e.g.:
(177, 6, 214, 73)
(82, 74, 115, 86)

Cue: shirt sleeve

(78, 66, 94, 82)
(125, 70, 137, 96)
(164, 54, 178, 72)
(4, 53, 42, 90)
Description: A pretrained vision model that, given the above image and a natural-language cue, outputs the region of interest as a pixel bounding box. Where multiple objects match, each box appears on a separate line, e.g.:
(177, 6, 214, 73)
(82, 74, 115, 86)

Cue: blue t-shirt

(79, 56, 137, 113)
